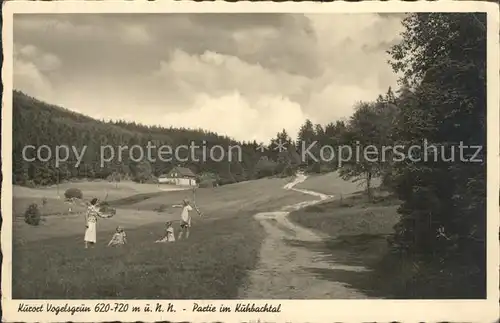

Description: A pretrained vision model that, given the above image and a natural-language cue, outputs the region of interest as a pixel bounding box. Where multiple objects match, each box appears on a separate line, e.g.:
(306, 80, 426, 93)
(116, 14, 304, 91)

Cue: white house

(158, 166, 197, 187)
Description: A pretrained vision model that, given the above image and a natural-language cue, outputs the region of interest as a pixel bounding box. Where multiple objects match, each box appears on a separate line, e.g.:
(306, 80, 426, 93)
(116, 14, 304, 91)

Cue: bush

(199, 180, 216, 188)
(98, 202, 116, 216)
(380, 168, 397, 192)
(64, 188, 83, 200)
(154, 204, 168, 213)
(25, 180, 36, 188)
(24, 203, 41, 226)
(145, 177, 158, 184)
(107, 172, 122, 183)
(218, 178, 236, 186)
(310, 163, 322, 174)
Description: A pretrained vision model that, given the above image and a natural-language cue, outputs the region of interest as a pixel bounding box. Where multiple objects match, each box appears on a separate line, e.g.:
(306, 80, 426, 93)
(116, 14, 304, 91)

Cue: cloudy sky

(13, 13, 404, 143)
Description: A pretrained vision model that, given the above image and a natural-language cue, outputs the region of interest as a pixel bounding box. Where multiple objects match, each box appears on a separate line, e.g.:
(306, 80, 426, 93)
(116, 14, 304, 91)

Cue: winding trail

(238, 173, 369, 299)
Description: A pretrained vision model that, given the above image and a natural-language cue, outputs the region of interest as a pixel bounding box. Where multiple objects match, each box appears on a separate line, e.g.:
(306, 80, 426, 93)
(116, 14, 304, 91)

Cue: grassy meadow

(14, 172, 468, 299)
(13, 213, 264, 299)
(293, 172, 381, 197)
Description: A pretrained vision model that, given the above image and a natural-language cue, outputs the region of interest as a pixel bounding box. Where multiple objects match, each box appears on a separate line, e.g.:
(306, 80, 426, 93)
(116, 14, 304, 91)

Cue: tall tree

(388, 13, 486, 294)
(339, 101, 395, 198)
(296, 119, 317, 166)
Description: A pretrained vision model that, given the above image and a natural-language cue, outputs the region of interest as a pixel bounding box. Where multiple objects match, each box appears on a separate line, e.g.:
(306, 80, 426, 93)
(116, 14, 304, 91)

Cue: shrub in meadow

(199, 180, 216, 188)
(24, 203, 41, 226)
(155, 204, 168, 212)
(64, 188, 83, 200)
(98, 201, 116, 217)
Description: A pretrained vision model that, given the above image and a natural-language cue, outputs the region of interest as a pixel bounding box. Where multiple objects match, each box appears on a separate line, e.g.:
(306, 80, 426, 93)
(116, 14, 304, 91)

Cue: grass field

(13, 180, 184, 218)
(12, 176, 316, 299)
(14, 173, 479, 299)
(13, 213, 264, 299)
(293, 172, 381, 196)
(14, 180, 170, 200)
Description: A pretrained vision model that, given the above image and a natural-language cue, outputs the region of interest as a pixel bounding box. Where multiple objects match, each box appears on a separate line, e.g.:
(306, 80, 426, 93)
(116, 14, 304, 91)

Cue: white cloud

(155, 49, 309, 99)
(307, 83, 382, 122)
(149, 13, 403, 141)
(19, 44, 38, 57)
(38, 53, 61, 71)
(152, 49, 311, 141)
(163, 92, 307, 143)
(14, 58, 54, 101)
(120, 24, 152, 45)
(16, 18, 100, 38)
(17, 44, 62, 71)
(13, 44, 62, 101)
(299, 13, 403, 123)
(231, 27, 280, 56)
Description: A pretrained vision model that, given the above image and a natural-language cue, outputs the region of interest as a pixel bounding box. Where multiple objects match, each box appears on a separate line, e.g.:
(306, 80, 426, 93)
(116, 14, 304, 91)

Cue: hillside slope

(12, 91, 262, 186)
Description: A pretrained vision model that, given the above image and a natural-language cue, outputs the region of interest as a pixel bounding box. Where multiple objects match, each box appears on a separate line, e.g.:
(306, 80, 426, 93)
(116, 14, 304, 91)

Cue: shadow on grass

(285, 233, 486, 299)
(267, 219, 297, 237)
(305, 191, 398, 213)
(284, 234, 393, 298)
(107, 191, 167, 207)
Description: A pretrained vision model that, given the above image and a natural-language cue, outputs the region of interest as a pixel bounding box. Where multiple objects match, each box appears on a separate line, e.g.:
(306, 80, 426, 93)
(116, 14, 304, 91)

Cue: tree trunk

(57, 170, 60, 197)
(366, 171, 372, 200)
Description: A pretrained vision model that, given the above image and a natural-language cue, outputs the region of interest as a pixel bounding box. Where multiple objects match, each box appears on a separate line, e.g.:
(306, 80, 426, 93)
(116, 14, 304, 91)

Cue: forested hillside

(13, 90, 250, 186)
(13, 90, 343, 187)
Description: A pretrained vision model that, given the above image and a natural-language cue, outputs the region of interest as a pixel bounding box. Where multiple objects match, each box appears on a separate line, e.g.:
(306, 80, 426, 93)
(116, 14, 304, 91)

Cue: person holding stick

(173, 199, 201, 240)
(84, 198, 113, 249)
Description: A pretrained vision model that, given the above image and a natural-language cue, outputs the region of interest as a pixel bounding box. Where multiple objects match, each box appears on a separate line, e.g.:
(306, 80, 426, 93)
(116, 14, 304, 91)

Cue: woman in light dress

(84, 198, 112, 249)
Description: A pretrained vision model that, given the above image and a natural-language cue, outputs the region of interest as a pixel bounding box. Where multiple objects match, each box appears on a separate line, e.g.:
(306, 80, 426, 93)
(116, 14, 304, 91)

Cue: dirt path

(238, 174, 370, 299)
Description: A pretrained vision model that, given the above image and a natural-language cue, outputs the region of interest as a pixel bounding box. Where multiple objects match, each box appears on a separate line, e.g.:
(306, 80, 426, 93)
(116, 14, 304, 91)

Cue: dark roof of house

(170, 166, 196, 177)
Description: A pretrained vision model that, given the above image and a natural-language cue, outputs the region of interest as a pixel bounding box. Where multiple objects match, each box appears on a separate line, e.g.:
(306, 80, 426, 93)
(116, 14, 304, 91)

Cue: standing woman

(84, 198, 110, 249)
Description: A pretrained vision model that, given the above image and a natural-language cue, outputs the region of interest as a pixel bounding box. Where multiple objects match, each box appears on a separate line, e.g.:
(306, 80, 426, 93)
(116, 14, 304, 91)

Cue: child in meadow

(155, 221, 175, 243)
(107, 226, 127, 247)
(173, 199, 202, 240)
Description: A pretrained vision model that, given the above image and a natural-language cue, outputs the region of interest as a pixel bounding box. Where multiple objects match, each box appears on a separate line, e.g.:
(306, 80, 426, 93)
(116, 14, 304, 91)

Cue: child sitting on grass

(155, 221, 175, 243)
(107, 226, 127, 247)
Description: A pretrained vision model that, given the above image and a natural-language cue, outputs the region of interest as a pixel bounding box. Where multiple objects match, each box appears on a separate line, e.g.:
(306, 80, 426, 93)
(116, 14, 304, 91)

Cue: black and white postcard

(2, 1, 499, 322)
